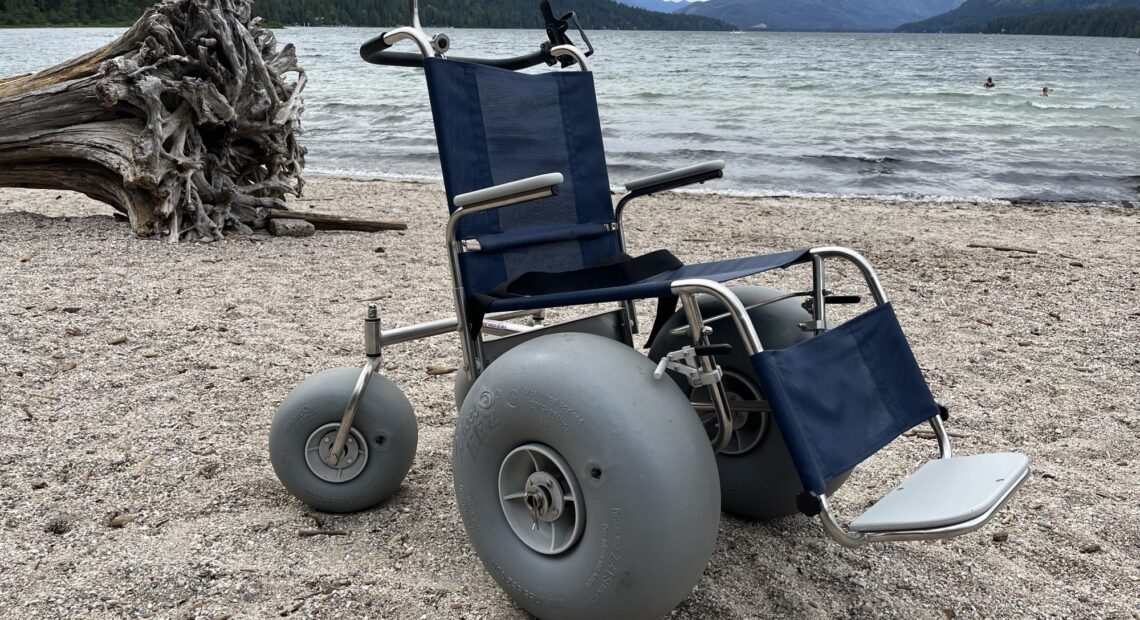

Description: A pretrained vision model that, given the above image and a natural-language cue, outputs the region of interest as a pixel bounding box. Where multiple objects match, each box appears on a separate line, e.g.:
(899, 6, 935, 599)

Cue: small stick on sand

(967, 243, 1038, 254)
(298, 529, 348, 537)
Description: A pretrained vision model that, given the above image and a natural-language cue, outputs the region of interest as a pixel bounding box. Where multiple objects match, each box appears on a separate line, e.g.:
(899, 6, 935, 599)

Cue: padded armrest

(624, 160, 725, 193)
(454, 173, 564, 210)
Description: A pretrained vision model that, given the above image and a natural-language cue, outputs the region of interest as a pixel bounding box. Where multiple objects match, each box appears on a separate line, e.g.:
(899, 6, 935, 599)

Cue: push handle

(360, 0, 592, 70)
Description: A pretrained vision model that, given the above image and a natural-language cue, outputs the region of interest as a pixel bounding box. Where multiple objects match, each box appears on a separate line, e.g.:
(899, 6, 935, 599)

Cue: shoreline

(302, 171, 1138, 210)
(1, 178, 1137, 618)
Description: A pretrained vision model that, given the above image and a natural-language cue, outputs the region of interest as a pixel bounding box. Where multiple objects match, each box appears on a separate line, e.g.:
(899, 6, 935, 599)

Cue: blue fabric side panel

(483, 249, 811, 312)
(475, 222, 612, 253)
(749, 303, 940, 495)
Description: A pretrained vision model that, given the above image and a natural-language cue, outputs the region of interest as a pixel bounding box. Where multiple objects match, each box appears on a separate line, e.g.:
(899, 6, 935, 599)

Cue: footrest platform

(849, 452, 1030, 533)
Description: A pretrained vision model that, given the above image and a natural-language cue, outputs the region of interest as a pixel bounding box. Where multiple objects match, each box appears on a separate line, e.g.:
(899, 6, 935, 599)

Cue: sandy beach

(1, 177, 1137, 619)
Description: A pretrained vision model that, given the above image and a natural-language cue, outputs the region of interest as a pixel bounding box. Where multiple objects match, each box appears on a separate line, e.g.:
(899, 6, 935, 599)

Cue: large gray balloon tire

(452, 333, 721, 620)
(269, 367, 418, 513)
(647, 285, 849, 520)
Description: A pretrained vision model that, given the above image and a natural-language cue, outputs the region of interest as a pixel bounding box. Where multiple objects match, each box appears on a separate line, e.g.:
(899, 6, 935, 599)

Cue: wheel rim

(304, 423, 369, 483)
(498, 443, 585, 555)
(692, 370, 770, 455)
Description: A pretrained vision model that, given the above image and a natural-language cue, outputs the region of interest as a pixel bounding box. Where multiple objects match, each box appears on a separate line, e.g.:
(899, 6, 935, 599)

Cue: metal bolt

(323, 436, 331, 443)
(346, 458, 354, 465)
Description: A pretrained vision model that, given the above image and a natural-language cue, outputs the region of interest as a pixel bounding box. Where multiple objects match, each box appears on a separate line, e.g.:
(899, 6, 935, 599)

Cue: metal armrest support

(615, 160, 726, 234)
(453, 172, 563, 210)
(447, 172, 563, 383)
(613, 161, 724, 333)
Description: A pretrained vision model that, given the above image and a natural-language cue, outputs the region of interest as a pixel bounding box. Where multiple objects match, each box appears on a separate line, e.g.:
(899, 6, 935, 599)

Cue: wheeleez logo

(456, 390, 501, 463)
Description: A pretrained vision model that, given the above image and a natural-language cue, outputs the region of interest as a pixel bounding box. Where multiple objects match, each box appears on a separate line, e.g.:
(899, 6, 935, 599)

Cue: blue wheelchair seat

(424, 57, 808, 326)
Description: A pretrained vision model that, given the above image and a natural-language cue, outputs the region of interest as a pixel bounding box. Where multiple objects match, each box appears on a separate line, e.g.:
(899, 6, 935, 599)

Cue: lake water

(1, 27, 1137, 202)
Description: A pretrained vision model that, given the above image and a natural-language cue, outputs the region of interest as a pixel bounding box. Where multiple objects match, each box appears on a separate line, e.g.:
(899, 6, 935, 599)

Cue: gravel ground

(1, 178, 1137, 619)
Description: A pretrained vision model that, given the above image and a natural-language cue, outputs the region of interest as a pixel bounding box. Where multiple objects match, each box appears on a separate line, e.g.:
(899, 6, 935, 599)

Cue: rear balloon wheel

(453, 332, 721, 620)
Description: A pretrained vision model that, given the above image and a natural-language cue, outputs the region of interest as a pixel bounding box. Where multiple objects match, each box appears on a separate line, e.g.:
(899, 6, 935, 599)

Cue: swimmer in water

(1041, 86, 1049, 96)
(983, 77, 996, 88)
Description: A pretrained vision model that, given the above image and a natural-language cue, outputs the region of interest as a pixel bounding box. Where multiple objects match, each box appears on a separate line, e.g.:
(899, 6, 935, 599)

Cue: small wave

(805, 154, 904, 165)
(1025, 102, 1132, 111)
(656, 132, 714, 141)
(670, 186, 1015, 205)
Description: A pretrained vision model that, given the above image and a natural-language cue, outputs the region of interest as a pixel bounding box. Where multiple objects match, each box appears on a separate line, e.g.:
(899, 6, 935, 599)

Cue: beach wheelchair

(268, 3, 1030, 618)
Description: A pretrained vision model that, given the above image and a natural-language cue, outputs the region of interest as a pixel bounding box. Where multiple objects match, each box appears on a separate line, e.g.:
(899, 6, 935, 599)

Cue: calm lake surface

(2, 27, 1137, 202)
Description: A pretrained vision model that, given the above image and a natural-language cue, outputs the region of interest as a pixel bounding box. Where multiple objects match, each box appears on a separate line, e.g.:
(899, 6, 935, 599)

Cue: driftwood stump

(0, 0, 306, 242)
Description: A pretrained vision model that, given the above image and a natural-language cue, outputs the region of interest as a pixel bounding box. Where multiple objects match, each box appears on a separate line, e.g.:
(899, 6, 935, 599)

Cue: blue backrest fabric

(424, 58, 622, 296)
(750, 303, 940, 495)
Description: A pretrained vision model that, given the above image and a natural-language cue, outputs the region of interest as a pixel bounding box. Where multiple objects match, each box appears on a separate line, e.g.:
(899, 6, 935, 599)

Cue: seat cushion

(849, 452, 1030, 532)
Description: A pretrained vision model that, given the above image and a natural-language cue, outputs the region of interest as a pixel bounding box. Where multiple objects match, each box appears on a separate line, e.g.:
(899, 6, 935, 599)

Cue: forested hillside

(983, 7, 1140, 35)
(897, 0, 1140, 32)
(0, 0, 731, 29)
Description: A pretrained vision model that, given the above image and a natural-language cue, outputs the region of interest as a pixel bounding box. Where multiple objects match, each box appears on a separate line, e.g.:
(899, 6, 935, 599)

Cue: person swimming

(983, 77, 996, 88)
(1041, 86, 1050, 96)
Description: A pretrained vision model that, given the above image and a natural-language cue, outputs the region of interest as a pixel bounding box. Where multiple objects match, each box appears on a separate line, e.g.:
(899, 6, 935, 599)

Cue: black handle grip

(360, 32, 394, 58)
(361, 44, 552, 71)
(694, 344, 733, 357)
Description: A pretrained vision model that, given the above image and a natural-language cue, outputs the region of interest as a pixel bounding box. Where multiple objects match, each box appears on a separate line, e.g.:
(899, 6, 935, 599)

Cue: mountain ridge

(0, 0, 733, 29)
(897, 0, 1140, 32)
(678, 0, 966, 31)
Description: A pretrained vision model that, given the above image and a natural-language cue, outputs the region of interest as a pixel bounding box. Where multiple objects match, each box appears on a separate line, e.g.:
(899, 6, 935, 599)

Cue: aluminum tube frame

(668, 279, 764, 454)
(327, 356, 383, 467)
(446, 187, 559, 383)
(809, 246, 889, 305)
(670, 279, 764, 355)
(382, 26, 435, 59)
(679, 293, 734, 453)
(550, 44, 590, 71)
(379, 309, 544, 348)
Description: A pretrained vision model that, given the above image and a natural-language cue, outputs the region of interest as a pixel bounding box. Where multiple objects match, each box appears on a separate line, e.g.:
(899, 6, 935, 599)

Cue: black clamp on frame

(541, 0, 594, 67)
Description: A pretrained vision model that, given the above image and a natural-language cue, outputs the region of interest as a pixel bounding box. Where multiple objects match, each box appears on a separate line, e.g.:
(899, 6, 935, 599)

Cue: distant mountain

(611, 0, 695, 13)
(0, 0, 733, 30)
(897, 0, 1140, 32)
(678, 0, 965, 31)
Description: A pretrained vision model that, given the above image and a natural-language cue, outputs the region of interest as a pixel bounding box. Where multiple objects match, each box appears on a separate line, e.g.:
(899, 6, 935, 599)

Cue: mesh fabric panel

(424, 58, 620, 296)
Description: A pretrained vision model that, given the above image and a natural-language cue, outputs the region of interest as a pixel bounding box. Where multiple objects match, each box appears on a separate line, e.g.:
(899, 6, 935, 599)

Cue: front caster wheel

(269, 366, 418, 513)
(453, 333, 720, 620)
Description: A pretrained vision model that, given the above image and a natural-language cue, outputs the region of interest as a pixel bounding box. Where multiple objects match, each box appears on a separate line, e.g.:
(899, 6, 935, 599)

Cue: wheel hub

(305, 423, 368, 483)
(523, 471, 565, 523)
(499, 443, 584, 555)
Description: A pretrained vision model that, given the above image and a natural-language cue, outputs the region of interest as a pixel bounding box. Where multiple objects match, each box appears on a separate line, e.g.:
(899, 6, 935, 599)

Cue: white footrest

(849, 452, 1030, 533)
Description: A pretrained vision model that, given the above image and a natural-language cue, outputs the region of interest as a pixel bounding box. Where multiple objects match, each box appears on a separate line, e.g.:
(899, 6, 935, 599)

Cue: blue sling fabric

(750, 303, 940, 495)
(483, 249, 811, 313)
(424, 58, 621, 296)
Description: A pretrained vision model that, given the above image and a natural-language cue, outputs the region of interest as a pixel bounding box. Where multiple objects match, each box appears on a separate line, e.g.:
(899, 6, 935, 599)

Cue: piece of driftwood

(268, 210, 408, 232)
(0, 0, 306, 242)
(967, 243, 1039, 254)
